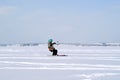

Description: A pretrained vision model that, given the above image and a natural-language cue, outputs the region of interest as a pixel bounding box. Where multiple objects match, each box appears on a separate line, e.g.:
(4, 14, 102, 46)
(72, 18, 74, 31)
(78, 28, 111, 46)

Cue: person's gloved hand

(53, 42, 56, 44)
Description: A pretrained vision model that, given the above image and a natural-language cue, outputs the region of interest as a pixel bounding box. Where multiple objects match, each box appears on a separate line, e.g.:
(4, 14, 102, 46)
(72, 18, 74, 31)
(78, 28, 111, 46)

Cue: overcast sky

(0, 0, 120, 44)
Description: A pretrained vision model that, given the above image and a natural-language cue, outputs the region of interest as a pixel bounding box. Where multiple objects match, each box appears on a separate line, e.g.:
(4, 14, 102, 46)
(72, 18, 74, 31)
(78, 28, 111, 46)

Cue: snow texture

(0, 44, 120, 80)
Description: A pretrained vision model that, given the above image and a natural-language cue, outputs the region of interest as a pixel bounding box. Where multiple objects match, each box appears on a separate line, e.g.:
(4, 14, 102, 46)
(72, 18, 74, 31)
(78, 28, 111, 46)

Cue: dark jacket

(48, 42, 56, 51)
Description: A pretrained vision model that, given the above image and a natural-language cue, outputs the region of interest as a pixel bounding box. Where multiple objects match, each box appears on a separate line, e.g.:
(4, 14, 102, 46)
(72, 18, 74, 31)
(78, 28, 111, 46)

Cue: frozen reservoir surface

(0, 44, 120, 80)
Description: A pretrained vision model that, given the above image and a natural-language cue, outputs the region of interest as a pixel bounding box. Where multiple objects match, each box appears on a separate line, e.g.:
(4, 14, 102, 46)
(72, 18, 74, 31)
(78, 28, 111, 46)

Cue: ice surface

(0, 44, 120, 80)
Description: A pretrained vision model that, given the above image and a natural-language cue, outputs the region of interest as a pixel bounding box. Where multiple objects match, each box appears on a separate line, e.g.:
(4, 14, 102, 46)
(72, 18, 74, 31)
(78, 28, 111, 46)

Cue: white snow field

(0, 44, 120, 80)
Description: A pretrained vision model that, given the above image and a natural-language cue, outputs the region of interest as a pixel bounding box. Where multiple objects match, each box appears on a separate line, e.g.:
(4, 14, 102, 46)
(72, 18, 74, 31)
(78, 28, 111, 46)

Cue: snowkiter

(48, 39, 58, 56)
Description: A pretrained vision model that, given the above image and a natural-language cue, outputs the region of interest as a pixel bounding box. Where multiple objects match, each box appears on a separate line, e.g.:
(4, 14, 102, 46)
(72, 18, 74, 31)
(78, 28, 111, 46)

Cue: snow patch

(73, 73, 120, 80)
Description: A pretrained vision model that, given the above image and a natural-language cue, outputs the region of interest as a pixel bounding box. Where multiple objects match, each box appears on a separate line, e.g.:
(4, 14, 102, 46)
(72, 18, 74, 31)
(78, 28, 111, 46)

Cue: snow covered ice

(0, 44, 120, 80)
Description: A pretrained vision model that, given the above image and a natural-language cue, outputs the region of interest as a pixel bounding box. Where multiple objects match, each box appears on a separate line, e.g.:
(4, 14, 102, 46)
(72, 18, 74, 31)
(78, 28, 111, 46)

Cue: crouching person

(48, 39, 58, 56)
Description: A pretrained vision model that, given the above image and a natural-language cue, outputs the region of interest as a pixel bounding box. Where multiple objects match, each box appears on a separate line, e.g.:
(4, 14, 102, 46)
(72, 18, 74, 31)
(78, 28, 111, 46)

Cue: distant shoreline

(0, 43, 120, 47)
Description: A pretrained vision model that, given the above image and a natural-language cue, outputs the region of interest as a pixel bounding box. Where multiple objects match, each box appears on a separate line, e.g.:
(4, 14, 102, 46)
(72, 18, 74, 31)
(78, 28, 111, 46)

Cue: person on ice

(48, 39, 58, 56)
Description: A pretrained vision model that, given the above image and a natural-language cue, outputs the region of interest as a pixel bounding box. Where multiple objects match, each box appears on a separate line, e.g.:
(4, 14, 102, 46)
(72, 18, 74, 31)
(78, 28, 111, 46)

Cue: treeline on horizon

(0, 42, 120, 47)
